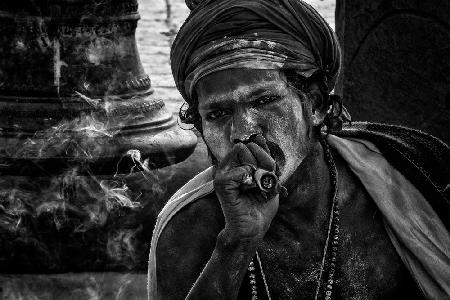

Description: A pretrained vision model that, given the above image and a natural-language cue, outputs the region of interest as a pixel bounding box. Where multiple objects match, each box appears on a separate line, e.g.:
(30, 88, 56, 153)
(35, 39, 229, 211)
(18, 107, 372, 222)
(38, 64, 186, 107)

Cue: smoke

(106, 227, 142, 268)
(0, 92, 174, 273)
(0, 273, 148, 299)
(4, 95, 117, 161)
(0, 169, 150, 272)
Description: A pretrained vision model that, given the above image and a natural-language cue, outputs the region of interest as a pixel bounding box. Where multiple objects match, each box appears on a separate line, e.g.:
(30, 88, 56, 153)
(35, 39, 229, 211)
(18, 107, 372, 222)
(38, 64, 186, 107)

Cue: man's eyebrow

(199, 83, 285, 110)
(199, 97, 233, 110)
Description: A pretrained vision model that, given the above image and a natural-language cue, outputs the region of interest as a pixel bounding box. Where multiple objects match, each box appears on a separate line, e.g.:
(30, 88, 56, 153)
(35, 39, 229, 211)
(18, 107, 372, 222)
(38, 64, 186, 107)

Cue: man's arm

(156, 194, 224, 299)
(185, 230, 258, 299)
(187, 140, 280, 299)
(157, 140, 280, 299)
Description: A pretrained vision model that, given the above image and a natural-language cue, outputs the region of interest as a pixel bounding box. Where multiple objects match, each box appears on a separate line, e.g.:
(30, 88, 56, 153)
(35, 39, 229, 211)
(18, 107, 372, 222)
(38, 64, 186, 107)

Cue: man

(148, 0, 450, 299)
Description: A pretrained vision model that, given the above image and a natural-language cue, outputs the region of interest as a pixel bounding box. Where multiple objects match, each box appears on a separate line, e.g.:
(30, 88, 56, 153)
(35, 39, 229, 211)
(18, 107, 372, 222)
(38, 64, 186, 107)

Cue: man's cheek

(203, 130, 230, 162)
(267, 115, 298, 144)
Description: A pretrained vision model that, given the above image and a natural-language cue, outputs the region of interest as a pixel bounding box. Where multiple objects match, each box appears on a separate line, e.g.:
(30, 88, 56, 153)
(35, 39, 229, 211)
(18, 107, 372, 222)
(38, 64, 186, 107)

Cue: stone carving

(0, 0, 197, 175)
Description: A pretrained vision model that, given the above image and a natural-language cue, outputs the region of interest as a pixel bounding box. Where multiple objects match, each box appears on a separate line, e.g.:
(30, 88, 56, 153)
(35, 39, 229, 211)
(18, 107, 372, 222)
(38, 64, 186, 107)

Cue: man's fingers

(214, 165, 255, 193)
(246, 142, 276, 172)
(214, 165, 274, 203)
(216, 136, 277, 187)
(253, 134, 271, 154)
(218, 143, 257, 171)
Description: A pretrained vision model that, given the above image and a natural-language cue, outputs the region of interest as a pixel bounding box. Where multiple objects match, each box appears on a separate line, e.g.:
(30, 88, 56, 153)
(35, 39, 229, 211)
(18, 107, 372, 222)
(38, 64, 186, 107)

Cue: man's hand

(177, 136, 282, 300)
(214, 135, 280, 243)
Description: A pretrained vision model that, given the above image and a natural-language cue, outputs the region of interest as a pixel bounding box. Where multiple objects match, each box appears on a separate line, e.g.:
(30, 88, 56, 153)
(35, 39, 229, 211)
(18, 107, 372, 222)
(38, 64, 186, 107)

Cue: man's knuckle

(213, 176, 227, 187)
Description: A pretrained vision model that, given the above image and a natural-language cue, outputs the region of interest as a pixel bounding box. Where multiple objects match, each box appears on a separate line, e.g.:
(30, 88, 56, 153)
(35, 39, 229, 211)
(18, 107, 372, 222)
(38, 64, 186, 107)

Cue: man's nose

(230, 111, 261, 144)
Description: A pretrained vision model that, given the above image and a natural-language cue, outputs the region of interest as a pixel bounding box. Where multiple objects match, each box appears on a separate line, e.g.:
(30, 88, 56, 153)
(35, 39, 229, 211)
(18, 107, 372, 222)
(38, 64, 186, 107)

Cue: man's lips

(266, 140, 285, 170)
(242, 135, 285, 171)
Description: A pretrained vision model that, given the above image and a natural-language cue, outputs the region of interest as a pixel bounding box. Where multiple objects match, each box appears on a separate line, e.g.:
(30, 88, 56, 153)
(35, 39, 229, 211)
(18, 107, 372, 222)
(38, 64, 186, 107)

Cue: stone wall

(336, 0, 450, 144)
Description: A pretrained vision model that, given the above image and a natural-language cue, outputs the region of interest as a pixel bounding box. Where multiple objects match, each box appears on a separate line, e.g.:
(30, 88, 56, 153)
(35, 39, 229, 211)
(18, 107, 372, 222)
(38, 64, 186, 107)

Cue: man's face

(196, 69, 316, 183)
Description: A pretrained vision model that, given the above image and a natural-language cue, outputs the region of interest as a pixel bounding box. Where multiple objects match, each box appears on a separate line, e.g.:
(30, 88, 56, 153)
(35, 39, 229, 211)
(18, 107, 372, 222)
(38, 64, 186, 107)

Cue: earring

(323, 95, 352, 132)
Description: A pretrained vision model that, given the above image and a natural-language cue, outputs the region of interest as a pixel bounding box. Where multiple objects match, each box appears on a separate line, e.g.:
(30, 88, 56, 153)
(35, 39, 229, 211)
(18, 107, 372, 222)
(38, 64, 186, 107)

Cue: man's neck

(279, 142, 332, 221)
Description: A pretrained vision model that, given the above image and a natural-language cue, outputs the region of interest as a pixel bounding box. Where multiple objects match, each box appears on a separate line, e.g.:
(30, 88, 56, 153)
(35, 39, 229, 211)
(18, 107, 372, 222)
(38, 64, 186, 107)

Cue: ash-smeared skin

(197, 69, 316, 184)
(155, 69, 424, 299)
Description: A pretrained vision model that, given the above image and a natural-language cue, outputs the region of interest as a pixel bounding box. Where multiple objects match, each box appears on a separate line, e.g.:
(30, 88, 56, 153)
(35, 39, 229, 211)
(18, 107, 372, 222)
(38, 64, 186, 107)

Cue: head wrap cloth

(171, 0, 341, 104)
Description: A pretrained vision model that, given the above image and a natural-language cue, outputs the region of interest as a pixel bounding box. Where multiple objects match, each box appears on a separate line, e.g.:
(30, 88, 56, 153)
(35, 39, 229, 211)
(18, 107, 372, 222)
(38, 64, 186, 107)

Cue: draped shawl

(148, 123, 450, 299)
(171, 0, 342, 103)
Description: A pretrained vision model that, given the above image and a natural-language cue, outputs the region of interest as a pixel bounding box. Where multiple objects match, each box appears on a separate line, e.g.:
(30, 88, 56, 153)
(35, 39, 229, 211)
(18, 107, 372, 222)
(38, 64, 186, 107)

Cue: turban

(171, 0, 342, 104)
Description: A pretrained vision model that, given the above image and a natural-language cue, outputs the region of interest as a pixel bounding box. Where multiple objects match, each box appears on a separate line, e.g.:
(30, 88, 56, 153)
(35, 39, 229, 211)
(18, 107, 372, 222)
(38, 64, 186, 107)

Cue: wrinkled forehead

(196, 69, 290, 107)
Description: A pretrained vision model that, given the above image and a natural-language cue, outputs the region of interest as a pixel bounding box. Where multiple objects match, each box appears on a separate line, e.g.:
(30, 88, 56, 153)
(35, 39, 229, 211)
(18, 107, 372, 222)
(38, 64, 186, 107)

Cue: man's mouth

(266, 140, 286, 170)
(242, 135, 285, 171)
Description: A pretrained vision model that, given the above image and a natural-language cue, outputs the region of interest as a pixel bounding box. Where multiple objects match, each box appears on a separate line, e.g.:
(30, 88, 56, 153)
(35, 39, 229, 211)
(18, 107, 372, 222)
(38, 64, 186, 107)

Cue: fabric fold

(148, 135, 450, 299)
(327, 135, 450, 299)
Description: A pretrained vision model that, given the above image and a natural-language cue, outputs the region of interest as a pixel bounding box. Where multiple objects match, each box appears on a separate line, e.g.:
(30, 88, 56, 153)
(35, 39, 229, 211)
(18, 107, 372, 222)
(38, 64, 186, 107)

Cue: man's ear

(308, 82, 328, 126)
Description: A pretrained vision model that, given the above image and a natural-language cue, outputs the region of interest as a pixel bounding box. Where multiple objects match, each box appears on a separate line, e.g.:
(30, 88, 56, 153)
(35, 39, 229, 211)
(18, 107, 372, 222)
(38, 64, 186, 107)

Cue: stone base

(0, 134, 210, 273)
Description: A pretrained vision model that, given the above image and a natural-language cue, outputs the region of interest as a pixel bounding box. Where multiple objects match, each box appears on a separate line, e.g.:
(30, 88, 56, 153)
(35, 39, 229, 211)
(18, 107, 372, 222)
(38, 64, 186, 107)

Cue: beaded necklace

(246, 139, 340, 300)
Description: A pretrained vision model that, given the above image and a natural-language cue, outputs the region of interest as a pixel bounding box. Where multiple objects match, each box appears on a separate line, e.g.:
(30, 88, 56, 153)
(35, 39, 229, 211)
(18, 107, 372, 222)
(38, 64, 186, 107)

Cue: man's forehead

(196, 69, 289, 108)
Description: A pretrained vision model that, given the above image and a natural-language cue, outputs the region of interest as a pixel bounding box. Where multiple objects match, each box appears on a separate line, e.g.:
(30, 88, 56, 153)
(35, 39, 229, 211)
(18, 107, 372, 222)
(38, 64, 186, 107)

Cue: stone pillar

(336, 0, 450, 144)
(0, 0, 208, 274)
(0, 0, 198, 174)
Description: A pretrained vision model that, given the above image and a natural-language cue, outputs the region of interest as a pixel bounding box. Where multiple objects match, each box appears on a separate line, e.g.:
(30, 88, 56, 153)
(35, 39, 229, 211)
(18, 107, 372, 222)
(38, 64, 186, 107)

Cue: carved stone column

(0, 0, 197, 174)
(0, 0, 205, 273)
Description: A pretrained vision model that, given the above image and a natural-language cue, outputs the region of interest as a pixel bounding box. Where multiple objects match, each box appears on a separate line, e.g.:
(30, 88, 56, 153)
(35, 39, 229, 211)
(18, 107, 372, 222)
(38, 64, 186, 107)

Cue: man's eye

(254, 95, 280, 106)
(206, 109, 230, 121)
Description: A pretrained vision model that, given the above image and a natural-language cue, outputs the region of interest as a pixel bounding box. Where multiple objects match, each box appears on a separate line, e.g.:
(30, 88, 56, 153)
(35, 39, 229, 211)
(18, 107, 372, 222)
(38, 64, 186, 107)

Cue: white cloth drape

(148, 135, 450, 300)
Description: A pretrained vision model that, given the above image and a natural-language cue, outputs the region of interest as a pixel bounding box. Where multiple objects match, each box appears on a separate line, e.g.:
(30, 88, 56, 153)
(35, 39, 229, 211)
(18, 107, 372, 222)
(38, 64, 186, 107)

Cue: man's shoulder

(158, 192, 224, 246)
(154, 166, 218, 251)
(336, 121, 450, 229)
(337, 122, 449, 195)
(338, 122, 450, 171)
(155, 192, 224, 298)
